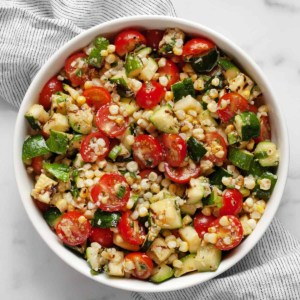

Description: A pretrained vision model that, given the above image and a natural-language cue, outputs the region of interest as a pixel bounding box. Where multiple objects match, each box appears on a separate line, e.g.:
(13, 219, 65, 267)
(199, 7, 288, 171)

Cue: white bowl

(14, 16, 289, 292)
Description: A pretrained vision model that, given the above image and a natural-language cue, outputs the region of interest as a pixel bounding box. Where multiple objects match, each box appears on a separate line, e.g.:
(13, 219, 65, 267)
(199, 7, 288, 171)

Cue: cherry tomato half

(208, 215, 243, 251)
(205, 132, 227, 164)
(83, 87, 111, 110)
(39, 76, 63, 110)
(96, 104, 128, 138)
(114, 29, 146, 57)
(182, 38, 215, 58)
(157, 59, 180, 90)
(125, 252, 153, 280)
(65, 52, 89, 87)
(194, 212, 216, 238)
(91, 173, 130, 212)
(31, 156, 43, 175)
(55, 211, 91, 246)
(89, 227, 114, 248)
(144, 30, 164, 51)
(135, 81, 165, 109)
(217, 92, 249, 123)
(254, 116, 271, 143)
(80, 132, 110, 163)
(165, 161, 201, 184)
(162, 134, 187, 167)
(219, 189, 243, 217)
(118, 211, 146, 246)
(132, 135, 163, 169)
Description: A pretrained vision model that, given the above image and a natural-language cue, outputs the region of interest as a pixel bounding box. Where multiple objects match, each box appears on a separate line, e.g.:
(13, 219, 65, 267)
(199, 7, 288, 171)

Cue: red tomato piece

(164, 161, 201, 184)
(194, 212, 216, 238)
(157, 59, 180, 90)
(135, 81, 165, 109)
(132, 135, 163, 169)
(114, 29, 146, 57)
(55, 211, 91, 246)
(83, 87, 111, 110)
(91, 173, 130, 212)
(125, 252, 153, 280)
(208, 215, 243, 251)
(34, 199, 49, 213)
(89, 227, 114, 248)
(254, 116, 271, 143)
(96, 104, 128, 138)
(80, 132, 110, 163)
(182, 38, 215, 58)
(205, 132, 227, 164)
(248, 104, 258, 113)
(39, 76, 63, 110)
(118, 211, 146, 246)
(219, 189, 243, 217)
(217, 92, 249, 123)
(144, 30, 164, 51)
(65, 52, 89, 87)
(31, 156, 43, 175)
(162, 134, 187, 167)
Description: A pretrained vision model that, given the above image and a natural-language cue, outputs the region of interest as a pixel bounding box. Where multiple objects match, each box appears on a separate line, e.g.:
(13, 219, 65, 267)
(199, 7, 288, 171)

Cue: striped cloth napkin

(1, 1, 299, 299)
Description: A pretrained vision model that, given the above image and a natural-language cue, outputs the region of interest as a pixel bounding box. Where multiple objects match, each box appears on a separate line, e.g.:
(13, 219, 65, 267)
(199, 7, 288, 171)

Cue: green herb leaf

(91, 209, 121, 228)
(43, 162, 70, 182)
(116, 185, 126, 199)
(46, 130, 70, 154)
(22, 135, 50, 161)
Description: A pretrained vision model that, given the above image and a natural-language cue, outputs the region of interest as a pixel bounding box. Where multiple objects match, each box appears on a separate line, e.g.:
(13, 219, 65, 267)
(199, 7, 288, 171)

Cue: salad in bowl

(21, 26, 280, 283)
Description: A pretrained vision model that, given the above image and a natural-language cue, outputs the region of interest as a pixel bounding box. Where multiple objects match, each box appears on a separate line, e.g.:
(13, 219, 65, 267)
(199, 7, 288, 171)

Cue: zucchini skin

(91, 209, 121, 228)
(253, 172, 277, 199)
(228, 147, 254, 171)
(209, 167, 231, 188)
(43, 207, 62, 228)
(171, 78, 195, 101)
(190, 48, 219, 74)
(187, 137, 207, 163)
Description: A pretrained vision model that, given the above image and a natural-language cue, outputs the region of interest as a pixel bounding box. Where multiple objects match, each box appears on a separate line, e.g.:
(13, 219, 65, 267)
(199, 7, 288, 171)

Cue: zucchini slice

(195, 244, 222, 272)
(150, 265, 174, 283)
(254, 141, 279, 167)
(234, 112, 260, 141)
(228, 147, 254, 171)
(171, 78, 195, 101)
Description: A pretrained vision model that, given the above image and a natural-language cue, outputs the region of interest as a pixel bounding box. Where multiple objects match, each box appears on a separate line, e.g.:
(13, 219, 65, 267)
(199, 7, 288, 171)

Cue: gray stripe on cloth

(132, 218, 300, 300)
(0, 0, 176, 108)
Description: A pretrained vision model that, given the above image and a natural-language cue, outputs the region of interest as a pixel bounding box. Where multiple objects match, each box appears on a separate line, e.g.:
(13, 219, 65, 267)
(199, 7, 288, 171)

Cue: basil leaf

(92, 210, 121, 228)
(22, 135, 50, 161)
(46, 130, 70, 154)
(43, 162, 70, 182)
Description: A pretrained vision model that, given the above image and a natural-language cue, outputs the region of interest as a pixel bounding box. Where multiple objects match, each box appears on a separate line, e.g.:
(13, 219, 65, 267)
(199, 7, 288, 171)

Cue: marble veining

(1, 0, 300, 299)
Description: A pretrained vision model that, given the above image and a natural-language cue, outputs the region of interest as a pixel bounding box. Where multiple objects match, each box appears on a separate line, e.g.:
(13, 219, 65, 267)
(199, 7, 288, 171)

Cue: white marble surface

(1, 0, 300, 299)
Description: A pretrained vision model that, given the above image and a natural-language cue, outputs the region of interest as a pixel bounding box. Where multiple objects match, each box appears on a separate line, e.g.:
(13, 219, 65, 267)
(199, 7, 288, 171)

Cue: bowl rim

(14, 15, 289, 293)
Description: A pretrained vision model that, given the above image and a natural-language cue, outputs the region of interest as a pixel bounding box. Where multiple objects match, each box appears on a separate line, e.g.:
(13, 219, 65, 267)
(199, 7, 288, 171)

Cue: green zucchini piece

(204, 75, 223, 91)
(64, 242, 87, 257)
(124, 54, 143, 78)
(149, 105, 179, 133)
(108, 145, 122, 161)
(174, 254, 197, 277)
(136, 47, 152, 58)
(234, 112, 260, 141)
(254, 141, 279, 167)
(141, 223, 161, 252)
(87, 36, 109, 68)
(247, 159, 267, 177)
(69, 134, 82, 150)
(109, 72, 133, 98)
(43, 162, 70, 182)
(150, 198, 182, 229)
(227, 131, 240, 145)
(253, 172, 277, 200)
(187, 137, 207, 163)
(150, 265, 174, 283)
(46, 130, 70, 154)
(190, 48, 219, 74)
(91, 209, 121, 228)
(218, 58, 240, 80)
(179, 226, 201, 253)
(195, 244, 222, 272)
(228, 147, 254, 171)
(22, 135, 50, 161)
(140, 57, 158, 81)
(25, 104, 49, 130)
(202, 186, 223, 208)
(171, 78, 195, 101)
(43, 207, 62, 228)
(209, 167, 231, 188)
(180, 203, 199, 215)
